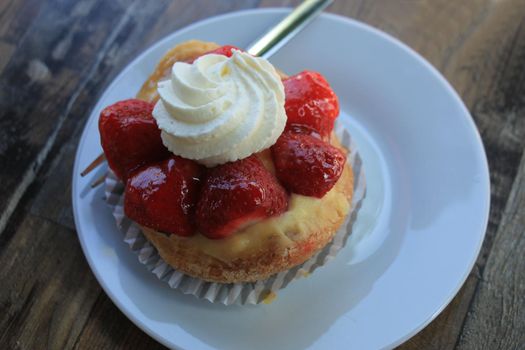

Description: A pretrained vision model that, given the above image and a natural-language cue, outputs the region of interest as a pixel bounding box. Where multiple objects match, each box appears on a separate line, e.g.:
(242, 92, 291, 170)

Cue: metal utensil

(247, 0, 333, 58)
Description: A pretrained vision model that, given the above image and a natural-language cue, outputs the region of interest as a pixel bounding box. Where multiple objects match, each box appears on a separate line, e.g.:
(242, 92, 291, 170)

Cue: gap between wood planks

(0, 0, 140, 237)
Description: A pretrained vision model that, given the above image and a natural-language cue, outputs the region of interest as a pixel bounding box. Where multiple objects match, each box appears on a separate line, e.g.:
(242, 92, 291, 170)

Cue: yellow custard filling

(180, 163, 352, 262)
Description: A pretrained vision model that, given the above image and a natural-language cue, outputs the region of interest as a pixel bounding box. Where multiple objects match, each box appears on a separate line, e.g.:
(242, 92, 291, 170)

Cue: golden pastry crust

(135, 40, 354, 283)
(137, 40, 220, 103)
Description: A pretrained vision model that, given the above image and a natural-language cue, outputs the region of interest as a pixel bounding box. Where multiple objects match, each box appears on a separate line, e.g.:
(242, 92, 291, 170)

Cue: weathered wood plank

(29, 140, 76, 230)
(0, 41, 15, 74)
(443, 2, 525, 264)
(0, 65, 78, 236)
(455, 150, 525, 349)
(0, 0, 43, 43)
(0, 214, 101, 349)
(28, 0, 174, 230)
(0, 0, 158, 236)
(140, 0, 260, 50)
(73, 294, 167, 350)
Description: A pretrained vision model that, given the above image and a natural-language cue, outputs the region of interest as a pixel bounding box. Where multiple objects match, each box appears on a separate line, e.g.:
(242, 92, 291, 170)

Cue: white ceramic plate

(72, 9, 490, 350)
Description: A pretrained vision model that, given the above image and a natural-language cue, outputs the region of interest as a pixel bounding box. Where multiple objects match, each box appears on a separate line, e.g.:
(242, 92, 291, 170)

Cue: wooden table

(1, 0, 523, 348)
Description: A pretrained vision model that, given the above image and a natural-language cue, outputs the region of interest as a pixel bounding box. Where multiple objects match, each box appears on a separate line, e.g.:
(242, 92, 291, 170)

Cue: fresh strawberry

(284, 123, 323, 140)
(124, 156, 204, 236)
(195, 156, 288, 239)
(99, 99, 171, 180)
(283, 71, 339, 138)
(271, 132, 346, 198)
(189, 45, 241, 63)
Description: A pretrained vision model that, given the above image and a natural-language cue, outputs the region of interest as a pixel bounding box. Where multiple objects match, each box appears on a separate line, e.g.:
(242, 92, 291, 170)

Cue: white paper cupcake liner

(104, 123, 366, 305)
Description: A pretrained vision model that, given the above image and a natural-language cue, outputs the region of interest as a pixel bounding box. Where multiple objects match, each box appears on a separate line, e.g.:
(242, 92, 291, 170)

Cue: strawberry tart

(98, 40, 354, 283)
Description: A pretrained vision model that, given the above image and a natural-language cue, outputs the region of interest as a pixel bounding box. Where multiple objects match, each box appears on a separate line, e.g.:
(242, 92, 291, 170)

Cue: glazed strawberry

(271, 132, 346, 198)
(284, 123, 322, 140)
(196, 156, 288, 239)
(124, 156, 204, 236)
(189, 45, 241, 63)
(283, 71, 339, 138)
(99, 99, 171, 180)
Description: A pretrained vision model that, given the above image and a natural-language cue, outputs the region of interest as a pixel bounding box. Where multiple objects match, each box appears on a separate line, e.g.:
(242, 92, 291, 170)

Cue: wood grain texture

(0, 0, 131, 234)
(0, 0, 523, 349)
(456, 152, 525, 350)
(0, 41, 15, 74)
(0, 215, 100, 349)
(73, 294, 167, 350)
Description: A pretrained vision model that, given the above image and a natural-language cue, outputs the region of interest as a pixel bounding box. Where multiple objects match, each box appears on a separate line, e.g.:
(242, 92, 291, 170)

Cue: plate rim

(72, 8, 491, 350)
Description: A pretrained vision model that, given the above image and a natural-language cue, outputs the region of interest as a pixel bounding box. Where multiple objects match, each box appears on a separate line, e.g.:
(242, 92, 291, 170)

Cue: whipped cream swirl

(152, 50, 287, 167)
